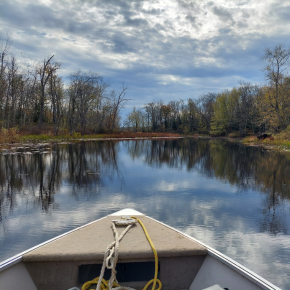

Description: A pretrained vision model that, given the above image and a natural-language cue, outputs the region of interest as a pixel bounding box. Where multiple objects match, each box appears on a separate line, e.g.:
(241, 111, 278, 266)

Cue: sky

(1, 0, 290, 113)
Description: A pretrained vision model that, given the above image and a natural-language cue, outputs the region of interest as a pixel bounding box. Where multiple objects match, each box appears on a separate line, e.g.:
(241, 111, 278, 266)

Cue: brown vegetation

(0, 127, 20, 144)
(98, 132, 180, 138)
(243, 135, 258, 143)
(17, 124, 180, 139)
(227, 131, 241, 138)
(0, 124, 181, 146)
(243, 126, 290, 150)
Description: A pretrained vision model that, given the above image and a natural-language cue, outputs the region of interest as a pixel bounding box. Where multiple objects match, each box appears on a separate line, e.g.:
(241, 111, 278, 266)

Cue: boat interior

(0, 209, 279, 290)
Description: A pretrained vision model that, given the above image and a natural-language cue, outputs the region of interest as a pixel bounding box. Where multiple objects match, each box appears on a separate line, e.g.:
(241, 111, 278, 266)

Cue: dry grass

(243, 131, 290, 150)
(261, 131, 290, 149)
(20, 132, 181, 144)
(18, 125, 180, 138)
(89, 132, 181, 139)
(228, 131, 241, 138)
(243, 135, 258, 143)
(0, 127, 181, 145)
(0, 127, 21, 144)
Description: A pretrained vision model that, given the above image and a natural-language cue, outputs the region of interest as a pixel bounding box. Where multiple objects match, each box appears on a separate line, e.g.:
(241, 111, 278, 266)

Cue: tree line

(125, 44, 290, 136)
(0, 33, 129, 135)
(1, 32, 290, 137)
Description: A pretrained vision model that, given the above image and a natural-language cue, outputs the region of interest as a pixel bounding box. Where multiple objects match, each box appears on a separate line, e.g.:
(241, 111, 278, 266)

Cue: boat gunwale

(145, 216, 281, 290)
(0, 215, 108, 272)
(0, 209, 282, 290)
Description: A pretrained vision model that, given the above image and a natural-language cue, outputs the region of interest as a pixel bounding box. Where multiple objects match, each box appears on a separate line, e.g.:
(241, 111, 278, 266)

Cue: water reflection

(0, 138, 290, 288)
(126, 138, 290, 233)
(1, 140, 290, 231)
(0, 141, 123, 219)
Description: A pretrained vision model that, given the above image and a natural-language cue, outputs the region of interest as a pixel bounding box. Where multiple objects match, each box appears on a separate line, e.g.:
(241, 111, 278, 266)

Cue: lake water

(1, 138, 290, 289)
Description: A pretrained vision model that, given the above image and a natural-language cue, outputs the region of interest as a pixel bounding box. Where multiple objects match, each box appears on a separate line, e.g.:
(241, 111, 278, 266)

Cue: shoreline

(242, 141, 290, 152)
(1, 132, 289, 153)
(0, 135, 184, 152)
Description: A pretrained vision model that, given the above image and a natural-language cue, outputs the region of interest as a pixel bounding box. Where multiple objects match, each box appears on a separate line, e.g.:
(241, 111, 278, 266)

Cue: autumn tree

(210, 91, 230, 136)
(125, 107, 144, 132)
(186, 99, 199, 132)
(261, 44, 290, 130)
(236, 82, 260, 136)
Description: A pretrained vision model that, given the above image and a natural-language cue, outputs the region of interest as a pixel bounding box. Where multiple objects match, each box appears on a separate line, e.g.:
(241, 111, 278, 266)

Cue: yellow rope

(81, 277, 120, 290)
(81, 217, 162, 290)
(131, 216, 161, 290)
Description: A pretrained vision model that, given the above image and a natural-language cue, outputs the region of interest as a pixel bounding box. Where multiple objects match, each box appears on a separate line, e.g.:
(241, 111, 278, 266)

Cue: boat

(0, 208, 281, 290)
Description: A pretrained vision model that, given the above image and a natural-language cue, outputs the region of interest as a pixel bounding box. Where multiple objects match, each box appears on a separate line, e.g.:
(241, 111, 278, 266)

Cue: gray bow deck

(23, 215, 208, 290)
(23, 216, 207, 262)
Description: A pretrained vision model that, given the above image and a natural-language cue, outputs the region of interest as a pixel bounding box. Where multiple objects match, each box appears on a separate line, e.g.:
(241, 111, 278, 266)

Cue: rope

(94, 219, 137, 290)
(131, 217, 160, 290)
(80, 217, 162, 290)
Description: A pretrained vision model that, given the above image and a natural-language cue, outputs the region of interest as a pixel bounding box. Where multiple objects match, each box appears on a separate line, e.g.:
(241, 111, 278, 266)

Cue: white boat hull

(0, 209, 281, 290)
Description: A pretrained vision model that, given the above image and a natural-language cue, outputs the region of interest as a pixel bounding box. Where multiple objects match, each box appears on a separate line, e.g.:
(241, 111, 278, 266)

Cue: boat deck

(23, 215, 207, 262)
(0, 209, 281, 290)
(23, 214, 207, 290)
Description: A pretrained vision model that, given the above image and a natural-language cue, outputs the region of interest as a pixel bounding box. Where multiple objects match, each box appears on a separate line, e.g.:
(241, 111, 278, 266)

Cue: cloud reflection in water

(0, 138, 290, 289)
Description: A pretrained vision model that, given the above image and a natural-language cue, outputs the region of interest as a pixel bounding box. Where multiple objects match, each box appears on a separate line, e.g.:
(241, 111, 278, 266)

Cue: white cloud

(1, 0, 290, 109)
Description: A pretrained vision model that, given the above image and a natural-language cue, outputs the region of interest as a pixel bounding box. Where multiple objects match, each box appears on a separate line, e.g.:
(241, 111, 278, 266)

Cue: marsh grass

(0, 127, 21, 144)
(227, 131, 241, 138)
(243, 135, 258, 143)
(243, 127, 290, 150)
(0, 129, 180, 145)
(261, 132, 290, 149)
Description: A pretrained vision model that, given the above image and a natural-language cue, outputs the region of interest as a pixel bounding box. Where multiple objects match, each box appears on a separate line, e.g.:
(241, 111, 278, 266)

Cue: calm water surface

(1, 138, 290, 289)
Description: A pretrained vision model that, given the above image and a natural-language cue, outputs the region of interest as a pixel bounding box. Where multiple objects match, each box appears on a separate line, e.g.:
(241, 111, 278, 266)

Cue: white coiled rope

(69, 217, 161, 290)
(95, 218, 137, 290)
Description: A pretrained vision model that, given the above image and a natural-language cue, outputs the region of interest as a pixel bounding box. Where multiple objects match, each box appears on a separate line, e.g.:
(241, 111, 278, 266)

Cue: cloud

(1, 0, 290, 115)
(212, 6, 235, 24)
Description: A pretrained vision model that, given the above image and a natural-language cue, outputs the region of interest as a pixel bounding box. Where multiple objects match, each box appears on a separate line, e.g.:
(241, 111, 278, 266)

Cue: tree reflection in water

(125, 138, 290, 236)
(0, 138, 290, 237)
(0, 141, 122, 220)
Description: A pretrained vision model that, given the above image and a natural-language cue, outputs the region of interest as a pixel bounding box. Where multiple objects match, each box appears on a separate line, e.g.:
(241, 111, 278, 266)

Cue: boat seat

(23, 215, 208, 290)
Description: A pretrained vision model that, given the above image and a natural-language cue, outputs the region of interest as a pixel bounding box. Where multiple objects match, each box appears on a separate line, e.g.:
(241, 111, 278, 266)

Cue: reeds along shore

(0, 127, 181, 146)
(2, 125, 290, 152)
(243, 129, 290, 150)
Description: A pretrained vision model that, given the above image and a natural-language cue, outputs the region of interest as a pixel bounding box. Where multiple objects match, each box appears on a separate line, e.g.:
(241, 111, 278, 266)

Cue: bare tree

(0, 32, 13, 124)
(109, 84, 129, 132)
(5, 56, 18, 128)
(144, 102, 157, 131)
(36, 55, 60, 128)
(49, 74, 64, 135)
(195, 93, 217, 132)
(67, 71, 110, 134)
(0, 31, 12, 79)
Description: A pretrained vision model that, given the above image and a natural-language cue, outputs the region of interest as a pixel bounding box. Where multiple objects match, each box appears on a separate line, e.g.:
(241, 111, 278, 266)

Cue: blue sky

(1, 0, 290, 114)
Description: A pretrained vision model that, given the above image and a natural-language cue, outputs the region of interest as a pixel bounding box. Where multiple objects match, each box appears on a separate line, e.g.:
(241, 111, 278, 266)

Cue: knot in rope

(79, 217, 162, 290)
(95, 218, 137, 290)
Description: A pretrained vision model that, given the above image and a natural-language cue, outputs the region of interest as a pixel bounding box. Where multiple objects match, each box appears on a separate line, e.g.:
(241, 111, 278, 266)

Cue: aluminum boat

(0, 209, 281, 290)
